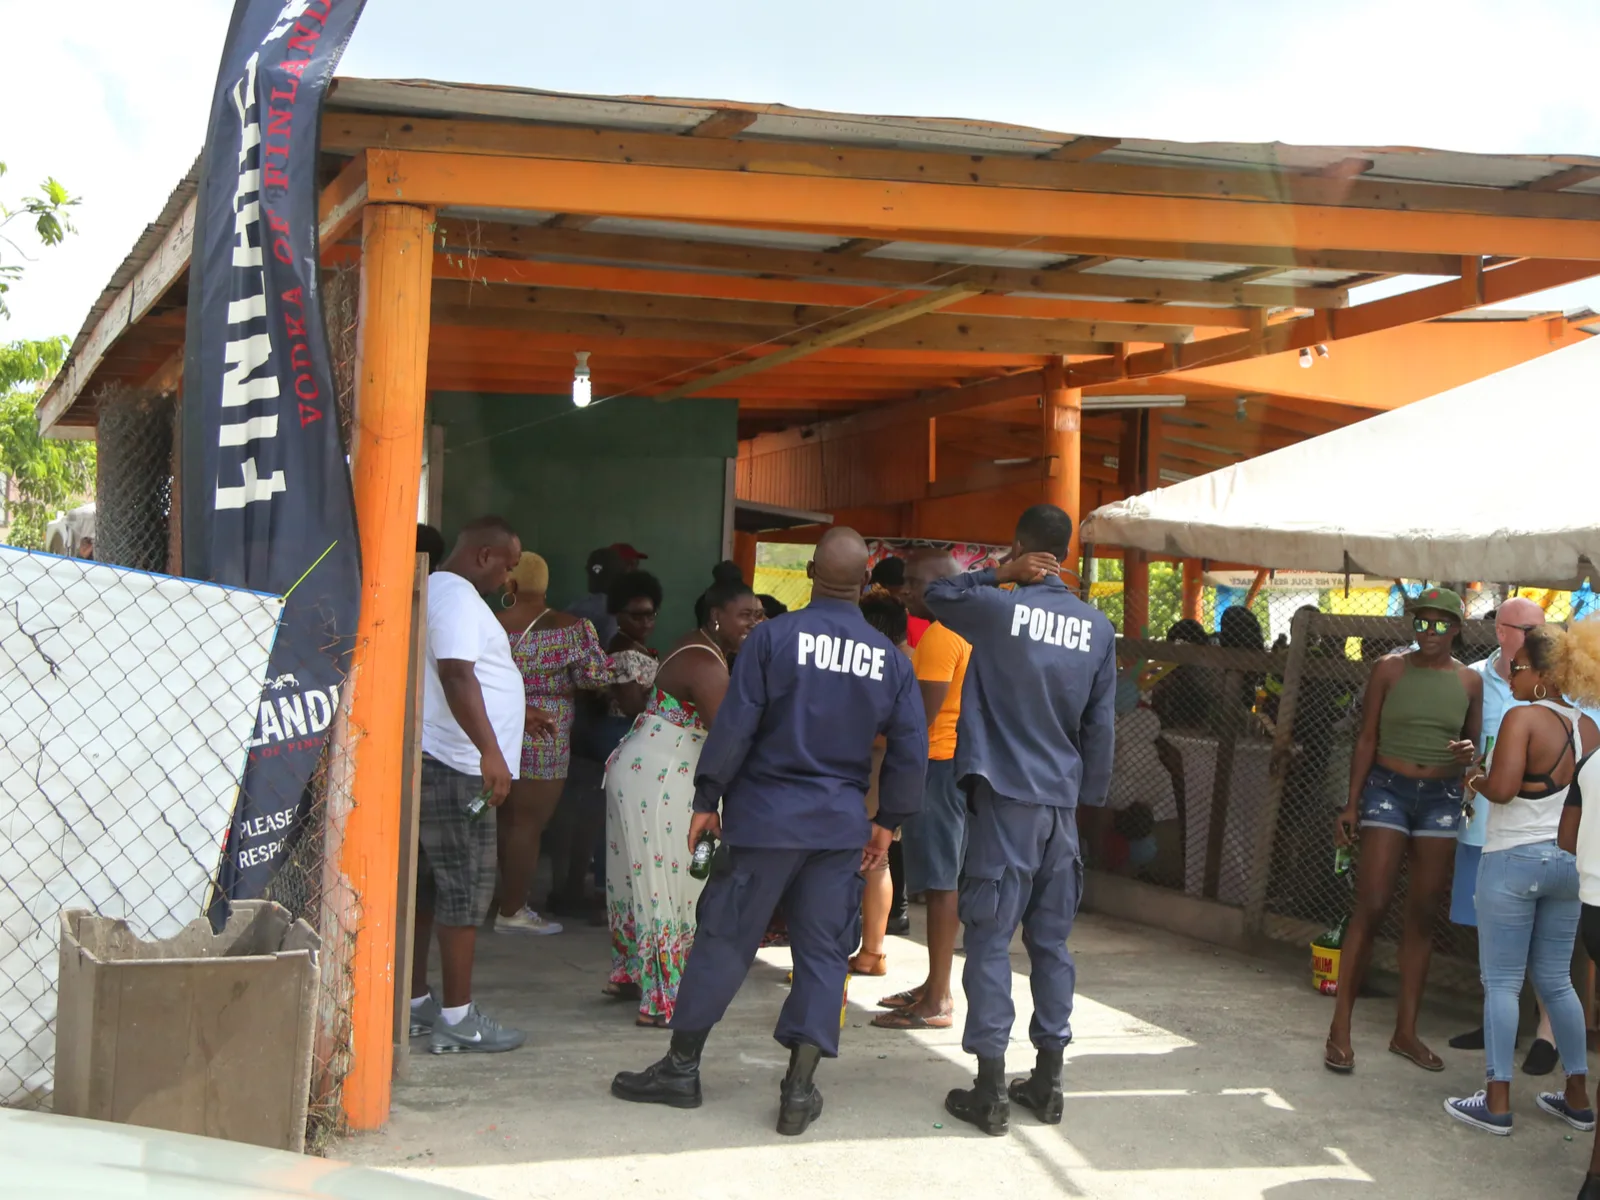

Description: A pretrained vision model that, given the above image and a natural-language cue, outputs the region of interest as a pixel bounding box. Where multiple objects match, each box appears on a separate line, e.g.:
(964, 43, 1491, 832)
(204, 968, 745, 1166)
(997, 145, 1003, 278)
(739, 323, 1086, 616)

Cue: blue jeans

(1475, 842, 1587, 1083)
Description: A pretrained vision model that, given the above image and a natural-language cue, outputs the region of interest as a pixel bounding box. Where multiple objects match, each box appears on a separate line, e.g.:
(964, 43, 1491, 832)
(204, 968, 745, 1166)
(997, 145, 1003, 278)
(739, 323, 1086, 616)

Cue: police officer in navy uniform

(611, 527, 928, 1136)
(923, 504, 1116, 1136)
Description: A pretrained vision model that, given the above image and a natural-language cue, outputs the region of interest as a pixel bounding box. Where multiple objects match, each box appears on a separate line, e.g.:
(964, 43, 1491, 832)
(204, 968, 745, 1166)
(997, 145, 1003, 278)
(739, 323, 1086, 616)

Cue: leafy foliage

(0, 161, 80, 321)
(0, 336, 95, 550)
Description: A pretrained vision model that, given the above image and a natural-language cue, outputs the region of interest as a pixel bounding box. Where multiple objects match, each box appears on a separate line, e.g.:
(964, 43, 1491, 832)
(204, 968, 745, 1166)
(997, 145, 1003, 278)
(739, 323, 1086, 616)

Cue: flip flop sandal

(871, 1007, 954, 1031)
(1389, 1041, 1445, 1072)
(876, 989, 923, 1011)
(635, 1012, 668, 1029)
(602, 982, 643, 1001)
(1324, 1039, 1355, 1073)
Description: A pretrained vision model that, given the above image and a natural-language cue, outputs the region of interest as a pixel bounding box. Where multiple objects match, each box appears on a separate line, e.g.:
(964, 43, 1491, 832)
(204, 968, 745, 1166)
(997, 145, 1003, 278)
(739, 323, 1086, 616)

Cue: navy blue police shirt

(924, 568, 1116, 809)
(692, 598, 928, 850)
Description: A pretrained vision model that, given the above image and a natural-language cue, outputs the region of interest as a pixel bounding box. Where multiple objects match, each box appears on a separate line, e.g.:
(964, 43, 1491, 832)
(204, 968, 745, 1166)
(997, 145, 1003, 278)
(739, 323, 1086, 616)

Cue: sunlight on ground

(381, 946, 1377, 1200)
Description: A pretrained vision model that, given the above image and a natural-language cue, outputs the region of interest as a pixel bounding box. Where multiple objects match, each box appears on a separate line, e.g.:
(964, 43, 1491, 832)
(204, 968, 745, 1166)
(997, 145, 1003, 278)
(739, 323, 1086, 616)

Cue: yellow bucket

(786, 970, 850, 1028)
(1311, 944, 1341, 995)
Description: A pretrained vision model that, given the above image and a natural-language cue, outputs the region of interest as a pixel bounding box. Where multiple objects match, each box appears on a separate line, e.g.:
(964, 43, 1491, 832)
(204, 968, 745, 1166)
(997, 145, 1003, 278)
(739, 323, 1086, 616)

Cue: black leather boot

(1578, 1173, 1600, 1200)
(886, 841, 911, 935)
(945, 1055, 1010, 1136)
(776, 1043, 825, 1136)
(610, 1029, 707, 1109)
(1007, 1045, 1064, 1124)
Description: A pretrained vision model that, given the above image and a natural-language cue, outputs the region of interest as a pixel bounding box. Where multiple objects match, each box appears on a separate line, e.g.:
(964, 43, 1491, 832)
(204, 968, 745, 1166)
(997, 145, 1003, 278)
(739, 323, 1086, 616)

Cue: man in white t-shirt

(411, 515, 553, 1054)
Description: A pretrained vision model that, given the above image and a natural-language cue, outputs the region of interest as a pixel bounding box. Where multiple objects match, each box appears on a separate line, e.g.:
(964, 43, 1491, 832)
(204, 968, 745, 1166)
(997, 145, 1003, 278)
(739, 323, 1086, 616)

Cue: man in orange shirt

(874, 551, 971, 1030)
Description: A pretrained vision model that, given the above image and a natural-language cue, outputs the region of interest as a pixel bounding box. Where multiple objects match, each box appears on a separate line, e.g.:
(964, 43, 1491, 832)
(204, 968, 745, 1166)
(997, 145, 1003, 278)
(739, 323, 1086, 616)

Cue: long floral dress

(604, 681, 711, 1023)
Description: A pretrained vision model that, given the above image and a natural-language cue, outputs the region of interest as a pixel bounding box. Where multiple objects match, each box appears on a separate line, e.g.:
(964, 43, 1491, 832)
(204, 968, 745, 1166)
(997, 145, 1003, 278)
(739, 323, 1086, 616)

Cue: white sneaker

(497, 906, 564, 936)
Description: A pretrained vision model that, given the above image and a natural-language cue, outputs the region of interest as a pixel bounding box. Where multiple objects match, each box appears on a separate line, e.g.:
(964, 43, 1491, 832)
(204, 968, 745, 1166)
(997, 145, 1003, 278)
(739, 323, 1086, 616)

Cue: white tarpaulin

(1081, 334, 1600, 584)
(0, 548, 281, 1104)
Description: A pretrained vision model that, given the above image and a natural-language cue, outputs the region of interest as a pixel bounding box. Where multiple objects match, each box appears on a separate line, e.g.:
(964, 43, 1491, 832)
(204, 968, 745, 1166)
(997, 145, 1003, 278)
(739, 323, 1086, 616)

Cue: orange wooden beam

(366, 148, 1600, 260)
(432, 255, 1250, 328)
(341, 203, 435, 1130)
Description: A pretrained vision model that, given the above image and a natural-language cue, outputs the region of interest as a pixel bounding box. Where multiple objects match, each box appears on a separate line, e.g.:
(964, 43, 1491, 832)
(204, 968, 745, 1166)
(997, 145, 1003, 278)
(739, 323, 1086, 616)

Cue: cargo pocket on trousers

(695, 868, 752, 940)
(958, 868, 1003, 927)
(839, 871, 867, 957)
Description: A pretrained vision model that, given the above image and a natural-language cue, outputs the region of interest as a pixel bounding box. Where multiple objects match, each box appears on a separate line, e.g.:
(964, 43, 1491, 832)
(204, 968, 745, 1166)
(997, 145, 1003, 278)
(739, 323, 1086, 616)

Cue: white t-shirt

(421, 571, 525, 777)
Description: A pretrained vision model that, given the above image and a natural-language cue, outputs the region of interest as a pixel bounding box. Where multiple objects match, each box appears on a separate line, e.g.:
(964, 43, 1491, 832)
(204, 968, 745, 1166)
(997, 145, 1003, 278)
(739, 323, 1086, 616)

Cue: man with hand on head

(924, 504, 1116, 1137)
(610, 526, 928, 1137)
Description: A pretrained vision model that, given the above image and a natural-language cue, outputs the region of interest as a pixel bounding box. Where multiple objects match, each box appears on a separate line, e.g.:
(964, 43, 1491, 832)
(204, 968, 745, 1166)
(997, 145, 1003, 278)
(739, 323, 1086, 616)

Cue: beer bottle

(689, 831, 716, 880)
(466, 788, 493, 820)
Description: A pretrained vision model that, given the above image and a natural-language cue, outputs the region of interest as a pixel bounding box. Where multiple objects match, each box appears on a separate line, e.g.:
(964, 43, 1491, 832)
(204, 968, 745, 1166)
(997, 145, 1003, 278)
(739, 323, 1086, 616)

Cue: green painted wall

(430, 393, 738, 644)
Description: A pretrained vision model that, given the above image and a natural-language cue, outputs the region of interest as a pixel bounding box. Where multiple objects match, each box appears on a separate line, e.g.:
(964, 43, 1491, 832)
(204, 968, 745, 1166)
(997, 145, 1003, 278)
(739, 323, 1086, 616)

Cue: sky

(3, 0, 1598, 344)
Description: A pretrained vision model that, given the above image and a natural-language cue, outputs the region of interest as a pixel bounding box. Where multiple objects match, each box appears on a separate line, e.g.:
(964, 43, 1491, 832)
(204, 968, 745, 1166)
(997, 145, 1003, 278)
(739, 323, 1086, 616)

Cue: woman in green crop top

(1324, 587, 1483, 1074)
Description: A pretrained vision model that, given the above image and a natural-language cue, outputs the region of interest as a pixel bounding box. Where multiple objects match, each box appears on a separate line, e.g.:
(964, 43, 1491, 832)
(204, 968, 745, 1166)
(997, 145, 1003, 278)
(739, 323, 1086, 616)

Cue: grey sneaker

(428, 1003, 527, 1055)
(409, 994, 440, 1038)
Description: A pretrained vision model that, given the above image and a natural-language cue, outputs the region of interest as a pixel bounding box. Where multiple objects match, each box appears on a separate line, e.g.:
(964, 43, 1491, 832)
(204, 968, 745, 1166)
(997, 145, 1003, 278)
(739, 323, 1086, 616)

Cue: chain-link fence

(1086, 563, 1521, 994)
(0, 546, 281, 1109)
(94, 387, 175, 576)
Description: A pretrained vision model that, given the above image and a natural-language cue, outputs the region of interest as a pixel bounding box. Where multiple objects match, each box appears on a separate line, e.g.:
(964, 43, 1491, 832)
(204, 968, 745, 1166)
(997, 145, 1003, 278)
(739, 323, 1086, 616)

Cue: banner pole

(340, 203, 435, 1130)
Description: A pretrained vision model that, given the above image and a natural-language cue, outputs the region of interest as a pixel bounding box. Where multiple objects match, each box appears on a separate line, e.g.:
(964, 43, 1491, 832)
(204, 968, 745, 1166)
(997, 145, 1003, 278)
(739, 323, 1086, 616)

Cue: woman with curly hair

(1445, 622, 1599, 1138)
(1546, 620, 1600, 1198)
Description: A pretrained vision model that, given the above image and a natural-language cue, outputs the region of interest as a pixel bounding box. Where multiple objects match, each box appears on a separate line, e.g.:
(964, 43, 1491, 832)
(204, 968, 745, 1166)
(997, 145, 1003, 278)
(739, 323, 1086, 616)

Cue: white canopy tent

(1081, 332, 1600, 585)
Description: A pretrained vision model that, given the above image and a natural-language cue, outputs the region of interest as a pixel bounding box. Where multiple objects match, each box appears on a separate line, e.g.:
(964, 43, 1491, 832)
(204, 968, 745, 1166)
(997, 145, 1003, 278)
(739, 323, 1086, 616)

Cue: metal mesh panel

(0, 550, 281, 1110)
(1086, 567, 1496, 995)
(93, 389, 174, 575)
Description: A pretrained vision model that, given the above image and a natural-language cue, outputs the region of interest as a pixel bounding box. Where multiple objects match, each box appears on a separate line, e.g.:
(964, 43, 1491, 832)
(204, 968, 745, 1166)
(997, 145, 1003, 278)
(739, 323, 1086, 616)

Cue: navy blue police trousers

(959, 778, 1083, 1059)
(671, 845, 863, 1056)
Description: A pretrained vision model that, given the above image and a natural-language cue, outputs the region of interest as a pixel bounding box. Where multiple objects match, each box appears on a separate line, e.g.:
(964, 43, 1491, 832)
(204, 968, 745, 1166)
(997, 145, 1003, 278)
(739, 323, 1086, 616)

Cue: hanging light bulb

(1314, 343, 1331, 360)
(1298, 347, 1314, 369)
(572, 351, 592, 408)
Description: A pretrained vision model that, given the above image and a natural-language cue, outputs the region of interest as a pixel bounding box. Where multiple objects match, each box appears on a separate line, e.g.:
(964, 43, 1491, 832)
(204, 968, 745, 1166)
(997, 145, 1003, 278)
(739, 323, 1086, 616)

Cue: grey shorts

(417, 756, 497, 927)
(902, 758, 968, 893)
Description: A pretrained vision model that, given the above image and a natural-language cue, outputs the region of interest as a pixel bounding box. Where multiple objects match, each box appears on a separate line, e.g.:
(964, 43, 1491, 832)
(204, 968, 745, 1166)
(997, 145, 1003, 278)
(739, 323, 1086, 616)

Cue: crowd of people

(408, 508, 1113, 1139)
(404, 511, 1600, 1190)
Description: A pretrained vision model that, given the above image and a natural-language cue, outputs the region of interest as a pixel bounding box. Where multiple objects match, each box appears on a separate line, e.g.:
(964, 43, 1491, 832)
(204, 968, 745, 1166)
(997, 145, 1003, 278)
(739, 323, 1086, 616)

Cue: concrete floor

(338, 907, 1596, 1199)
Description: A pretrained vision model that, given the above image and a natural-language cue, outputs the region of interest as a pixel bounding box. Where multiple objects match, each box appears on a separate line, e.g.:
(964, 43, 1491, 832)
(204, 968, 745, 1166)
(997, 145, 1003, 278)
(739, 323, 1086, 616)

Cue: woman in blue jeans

(1447, 625, 1599, 1136)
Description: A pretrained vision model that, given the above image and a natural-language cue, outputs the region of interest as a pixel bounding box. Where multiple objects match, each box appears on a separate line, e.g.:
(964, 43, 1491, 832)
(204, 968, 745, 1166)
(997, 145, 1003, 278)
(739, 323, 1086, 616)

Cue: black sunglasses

(1498, 622, 1539, 634)
(1412, 615, 1454, 636)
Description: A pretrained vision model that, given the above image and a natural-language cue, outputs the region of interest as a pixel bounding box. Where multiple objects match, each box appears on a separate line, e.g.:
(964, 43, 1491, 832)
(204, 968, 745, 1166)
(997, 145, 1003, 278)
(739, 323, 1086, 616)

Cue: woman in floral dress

(494, 552, 623, 936)
(605, 576, 764, 1026)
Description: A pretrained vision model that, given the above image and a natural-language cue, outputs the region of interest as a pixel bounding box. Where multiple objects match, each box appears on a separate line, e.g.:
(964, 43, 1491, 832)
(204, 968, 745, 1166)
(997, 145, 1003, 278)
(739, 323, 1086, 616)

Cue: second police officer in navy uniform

(924, 504, 1116, 1136)
(611, 527, 928, 1136)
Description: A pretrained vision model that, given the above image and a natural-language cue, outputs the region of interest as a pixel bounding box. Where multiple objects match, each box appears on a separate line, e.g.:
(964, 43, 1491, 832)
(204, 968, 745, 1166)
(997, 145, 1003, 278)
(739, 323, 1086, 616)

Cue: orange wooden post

(341, 202, 436, 1130)
(1042, 358, 1082, 576)
(1182, 558, 1205, 623)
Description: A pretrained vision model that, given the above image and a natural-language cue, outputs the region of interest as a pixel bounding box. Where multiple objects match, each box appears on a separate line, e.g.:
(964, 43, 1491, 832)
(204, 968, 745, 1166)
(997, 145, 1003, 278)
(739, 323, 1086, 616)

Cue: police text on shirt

(797, 632, 888, 680)
(1010, 604, 1094, 651)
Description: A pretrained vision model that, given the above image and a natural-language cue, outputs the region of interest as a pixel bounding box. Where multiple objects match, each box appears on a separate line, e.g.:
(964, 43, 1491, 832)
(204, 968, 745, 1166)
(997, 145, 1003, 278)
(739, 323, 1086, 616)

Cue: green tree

(0, 162, 79, 321)
(0, 337, 95, 550)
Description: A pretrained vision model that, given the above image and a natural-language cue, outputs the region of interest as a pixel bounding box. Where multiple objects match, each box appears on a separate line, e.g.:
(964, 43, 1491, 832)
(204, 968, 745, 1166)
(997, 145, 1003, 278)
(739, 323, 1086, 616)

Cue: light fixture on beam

(1079, 394, 1187, 411)
(572, 351, 592, 408)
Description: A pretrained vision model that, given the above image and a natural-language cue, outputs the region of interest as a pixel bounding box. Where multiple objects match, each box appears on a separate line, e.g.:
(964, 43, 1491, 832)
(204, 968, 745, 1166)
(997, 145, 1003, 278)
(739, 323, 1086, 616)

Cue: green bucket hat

(1408, 585, 1464, 621)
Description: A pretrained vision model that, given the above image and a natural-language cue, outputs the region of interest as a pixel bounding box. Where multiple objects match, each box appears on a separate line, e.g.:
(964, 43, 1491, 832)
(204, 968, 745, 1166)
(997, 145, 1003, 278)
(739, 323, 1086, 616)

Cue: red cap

(610, 542, 648, 564)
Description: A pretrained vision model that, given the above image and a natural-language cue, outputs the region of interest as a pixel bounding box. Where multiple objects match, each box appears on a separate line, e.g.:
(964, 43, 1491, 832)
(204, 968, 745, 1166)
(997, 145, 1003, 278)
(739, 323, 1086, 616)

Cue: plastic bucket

(1311, 943, 1341, 995)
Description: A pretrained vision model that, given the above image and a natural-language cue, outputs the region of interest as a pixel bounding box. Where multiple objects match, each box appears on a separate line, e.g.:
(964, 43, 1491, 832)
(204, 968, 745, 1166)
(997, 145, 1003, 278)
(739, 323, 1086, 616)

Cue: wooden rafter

(438, 222, 1350, 308)
(689, 109, 760, 138)
(1044, 136, 1121, 163)
(1519, 165, 1600, 193)
(650, 284, 982, 401)
(428, 279, 1196, 344)
(433, 254, 1253, 327)
(324, 116, 1600, 224)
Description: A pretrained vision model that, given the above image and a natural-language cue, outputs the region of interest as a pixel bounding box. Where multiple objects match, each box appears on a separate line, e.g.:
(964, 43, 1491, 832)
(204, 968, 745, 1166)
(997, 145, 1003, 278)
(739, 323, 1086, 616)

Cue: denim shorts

(1357, 767, 1463, 839)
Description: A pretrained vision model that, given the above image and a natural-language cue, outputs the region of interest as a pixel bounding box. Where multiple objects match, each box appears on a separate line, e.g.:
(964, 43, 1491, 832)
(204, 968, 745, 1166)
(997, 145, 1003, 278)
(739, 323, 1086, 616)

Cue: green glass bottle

(689, 832, 717, 880)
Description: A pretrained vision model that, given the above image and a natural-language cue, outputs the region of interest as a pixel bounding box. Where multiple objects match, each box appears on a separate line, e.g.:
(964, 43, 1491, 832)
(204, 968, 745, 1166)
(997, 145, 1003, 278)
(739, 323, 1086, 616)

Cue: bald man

(611, 527, 928, 1136)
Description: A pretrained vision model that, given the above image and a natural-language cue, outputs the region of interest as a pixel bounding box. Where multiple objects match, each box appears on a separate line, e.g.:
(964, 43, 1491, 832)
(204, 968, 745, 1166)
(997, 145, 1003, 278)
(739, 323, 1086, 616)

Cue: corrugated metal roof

(327, 77, 1600, 191)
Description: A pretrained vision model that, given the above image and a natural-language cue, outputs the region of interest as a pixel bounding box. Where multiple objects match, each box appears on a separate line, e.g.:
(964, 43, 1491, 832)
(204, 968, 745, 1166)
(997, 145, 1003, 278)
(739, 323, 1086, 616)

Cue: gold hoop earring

(1534, 683, 1549, 701)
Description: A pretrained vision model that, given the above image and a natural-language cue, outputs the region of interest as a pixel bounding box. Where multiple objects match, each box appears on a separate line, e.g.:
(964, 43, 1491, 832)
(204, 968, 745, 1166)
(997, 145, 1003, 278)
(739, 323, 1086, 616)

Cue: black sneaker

(1523, 1037, 1559, 1077)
